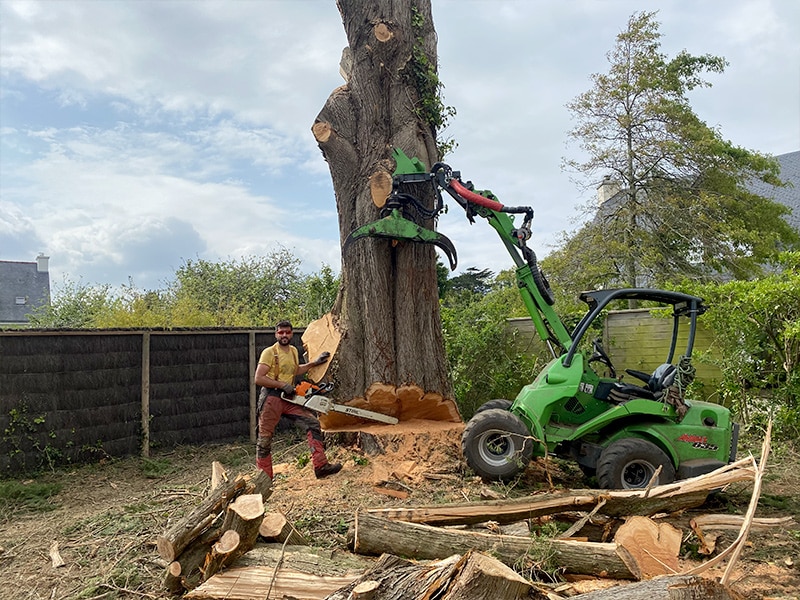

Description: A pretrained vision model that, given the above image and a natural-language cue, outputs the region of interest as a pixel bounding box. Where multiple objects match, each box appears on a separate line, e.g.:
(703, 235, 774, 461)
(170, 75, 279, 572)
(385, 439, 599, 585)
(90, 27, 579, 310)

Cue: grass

(0, 478, 62, 518)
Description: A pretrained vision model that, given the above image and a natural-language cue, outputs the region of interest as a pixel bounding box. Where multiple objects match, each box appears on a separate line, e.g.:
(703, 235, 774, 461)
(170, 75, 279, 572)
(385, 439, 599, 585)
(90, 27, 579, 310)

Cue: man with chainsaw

(253, 320, 342, 480)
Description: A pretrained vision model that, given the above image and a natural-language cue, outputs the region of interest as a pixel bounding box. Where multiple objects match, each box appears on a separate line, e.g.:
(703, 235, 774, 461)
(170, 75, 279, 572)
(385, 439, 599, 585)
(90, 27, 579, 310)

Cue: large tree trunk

(313, 0, 455, 419)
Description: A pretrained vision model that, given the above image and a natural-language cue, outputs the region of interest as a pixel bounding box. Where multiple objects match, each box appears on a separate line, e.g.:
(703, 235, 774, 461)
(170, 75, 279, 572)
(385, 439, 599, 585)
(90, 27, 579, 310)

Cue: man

(253, 320, 342, 480)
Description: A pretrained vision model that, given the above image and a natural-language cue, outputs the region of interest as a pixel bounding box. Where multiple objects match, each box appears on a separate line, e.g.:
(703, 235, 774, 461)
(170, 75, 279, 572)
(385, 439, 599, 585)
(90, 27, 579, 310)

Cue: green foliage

(441, 269, 544, 418)
(408, 6, 457, 157)
(0, 479, 62, 517)
(28, 277, 115, 328)
(683, 253, 800, 440)
(3, 401, 63, 474)
(25, 249, 340, 329)
(561, 11, 797, 289)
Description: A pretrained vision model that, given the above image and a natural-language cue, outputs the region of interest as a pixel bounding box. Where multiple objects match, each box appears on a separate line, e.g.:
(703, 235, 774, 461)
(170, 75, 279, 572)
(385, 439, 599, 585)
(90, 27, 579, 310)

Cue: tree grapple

(346, 149, 738, 489)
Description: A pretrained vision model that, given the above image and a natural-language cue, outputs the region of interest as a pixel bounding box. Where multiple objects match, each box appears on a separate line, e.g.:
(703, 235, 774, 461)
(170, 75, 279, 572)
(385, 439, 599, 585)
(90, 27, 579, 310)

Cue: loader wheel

(473, 398, 512, 416)
(597, 438, 676, 490)
(461, 409, 533, 481)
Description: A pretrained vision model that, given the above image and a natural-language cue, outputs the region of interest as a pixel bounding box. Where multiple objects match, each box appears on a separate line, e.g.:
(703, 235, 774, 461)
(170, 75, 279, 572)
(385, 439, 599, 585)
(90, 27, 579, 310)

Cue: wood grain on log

(614, 516, 681, 579)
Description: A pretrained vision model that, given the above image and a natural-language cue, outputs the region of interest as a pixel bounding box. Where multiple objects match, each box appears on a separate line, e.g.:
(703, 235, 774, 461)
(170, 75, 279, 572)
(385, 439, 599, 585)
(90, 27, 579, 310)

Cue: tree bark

(570, 575, 744, 600)
(313, 0, 454, 417)
(156, 470, 271, 562)
(352, 511, 637, 579)
(324, 552, 536, 600)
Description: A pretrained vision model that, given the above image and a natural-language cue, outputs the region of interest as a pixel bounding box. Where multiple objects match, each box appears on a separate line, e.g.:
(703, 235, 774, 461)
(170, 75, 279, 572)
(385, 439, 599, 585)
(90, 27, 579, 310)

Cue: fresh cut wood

(324, 551, 534, 600)
(157, 470, 271, 562)
(259, 511, 308, 546)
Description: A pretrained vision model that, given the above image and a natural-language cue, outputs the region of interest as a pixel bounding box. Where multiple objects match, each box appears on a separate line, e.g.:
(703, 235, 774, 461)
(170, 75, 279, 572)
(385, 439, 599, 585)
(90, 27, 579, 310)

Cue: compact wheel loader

(346, 149, 739, 489)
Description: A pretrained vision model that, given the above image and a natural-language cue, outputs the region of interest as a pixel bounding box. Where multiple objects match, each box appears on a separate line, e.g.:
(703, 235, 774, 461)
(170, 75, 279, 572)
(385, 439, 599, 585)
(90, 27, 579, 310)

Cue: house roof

(746, 151, 800, 231)
(595, 150, 800, 232)
(0, 260, 51, 324)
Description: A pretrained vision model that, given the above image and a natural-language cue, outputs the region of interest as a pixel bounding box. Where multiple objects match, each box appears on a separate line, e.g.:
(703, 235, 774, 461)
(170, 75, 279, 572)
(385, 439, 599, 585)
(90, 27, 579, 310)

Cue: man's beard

(277, 336, 291, 346)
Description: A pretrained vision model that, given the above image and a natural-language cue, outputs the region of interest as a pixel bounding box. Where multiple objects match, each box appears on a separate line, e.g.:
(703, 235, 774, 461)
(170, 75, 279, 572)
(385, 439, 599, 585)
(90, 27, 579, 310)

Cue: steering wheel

(588, 338, 616, 378)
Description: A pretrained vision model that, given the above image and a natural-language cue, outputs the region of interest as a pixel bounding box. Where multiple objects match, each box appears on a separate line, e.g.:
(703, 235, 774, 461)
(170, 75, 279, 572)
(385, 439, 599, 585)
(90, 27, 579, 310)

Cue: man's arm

(296, 351, 331, 376)
(254, 363, 293, 394)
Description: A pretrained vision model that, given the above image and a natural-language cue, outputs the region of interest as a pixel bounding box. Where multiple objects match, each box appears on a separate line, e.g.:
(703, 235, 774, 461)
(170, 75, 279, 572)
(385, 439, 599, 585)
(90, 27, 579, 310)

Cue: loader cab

(562, 288, 706, 392)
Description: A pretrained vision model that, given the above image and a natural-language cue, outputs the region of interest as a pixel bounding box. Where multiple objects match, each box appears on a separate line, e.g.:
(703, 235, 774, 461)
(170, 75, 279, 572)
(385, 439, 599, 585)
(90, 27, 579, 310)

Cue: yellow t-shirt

(258, 342, 299, 385)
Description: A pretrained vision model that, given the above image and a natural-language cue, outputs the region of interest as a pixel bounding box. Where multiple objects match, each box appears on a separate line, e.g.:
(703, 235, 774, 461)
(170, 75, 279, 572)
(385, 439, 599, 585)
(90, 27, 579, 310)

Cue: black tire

(597, 438, 676, 490)
(473, 398, 513, 416)
(461, 409, 533, 481)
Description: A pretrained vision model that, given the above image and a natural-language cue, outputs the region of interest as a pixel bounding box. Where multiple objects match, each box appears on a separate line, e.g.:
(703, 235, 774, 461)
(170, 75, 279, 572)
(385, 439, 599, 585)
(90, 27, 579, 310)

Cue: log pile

(158, 467, 272, 593)
(162, 429, 785, 600)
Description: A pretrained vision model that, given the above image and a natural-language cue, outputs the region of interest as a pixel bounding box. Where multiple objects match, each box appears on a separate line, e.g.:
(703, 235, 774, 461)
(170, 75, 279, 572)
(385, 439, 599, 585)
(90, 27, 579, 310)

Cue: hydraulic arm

(344, 149, 572, 356)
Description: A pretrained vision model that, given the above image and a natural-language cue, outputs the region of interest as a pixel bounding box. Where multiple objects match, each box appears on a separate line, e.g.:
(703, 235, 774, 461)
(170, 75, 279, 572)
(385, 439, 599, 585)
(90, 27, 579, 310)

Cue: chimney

(596, 176, 621, 206)
(36, 253, 50, 273)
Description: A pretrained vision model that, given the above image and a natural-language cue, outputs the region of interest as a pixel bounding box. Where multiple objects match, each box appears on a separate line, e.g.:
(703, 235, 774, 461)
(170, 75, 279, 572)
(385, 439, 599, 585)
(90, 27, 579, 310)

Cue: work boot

(314, 462, 342, 479)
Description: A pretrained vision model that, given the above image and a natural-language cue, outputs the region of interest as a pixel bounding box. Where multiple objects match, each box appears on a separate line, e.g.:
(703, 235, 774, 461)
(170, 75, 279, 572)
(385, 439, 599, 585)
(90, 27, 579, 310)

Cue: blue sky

(1, 0, 798, 292)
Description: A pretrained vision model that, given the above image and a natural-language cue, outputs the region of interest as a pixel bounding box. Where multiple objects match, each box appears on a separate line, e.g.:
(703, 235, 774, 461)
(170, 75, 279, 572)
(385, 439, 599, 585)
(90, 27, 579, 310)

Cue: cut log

(259, 511, 308, 546)
(366, 460, 755, 527)
(202, 530, 240, 584)
(568, 574, 743, 600)
(353, 510, 637, 579)
(164, 561, 184, 594)
(325, 551, 535, 600)
(157, 470, 271, 562)
(169, 526, 226, 591)
(613, 516, 681, 579)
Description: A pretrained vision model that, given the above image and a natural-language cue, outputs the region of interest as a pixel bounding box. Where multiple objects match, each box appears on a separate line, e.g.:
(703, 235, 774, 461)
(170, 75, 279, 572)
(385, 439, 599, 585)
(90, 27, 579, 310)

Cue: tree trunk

(313, 0, 455, 417)
(352, 511, 637, 579)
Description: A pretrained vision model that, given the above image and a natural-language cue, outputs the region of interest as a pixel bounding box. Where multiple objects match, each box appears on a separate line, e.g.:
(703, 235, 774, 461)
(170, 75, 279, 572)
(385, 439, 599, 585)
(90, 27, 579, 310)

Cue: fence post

(249, 331, 257, 443)
(141, 331, 151, 458)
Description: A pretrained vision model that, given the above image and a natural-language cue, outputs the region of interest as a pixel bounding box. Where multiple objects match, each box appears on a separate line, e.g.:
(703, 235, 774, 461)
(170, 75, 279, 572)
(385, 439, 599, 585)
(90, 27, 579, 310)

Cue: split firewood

(200, 493, 264, 582)
(185, 567, 358, 600)
(259, 511, 308, 546)
(157, 470, 271, 562)
(210, 461, 227, 491)
(325, 551, 535, 600)
(366, 459, 754, 527)
(613, 516, 682, 580)
(352, 510, 637, 579)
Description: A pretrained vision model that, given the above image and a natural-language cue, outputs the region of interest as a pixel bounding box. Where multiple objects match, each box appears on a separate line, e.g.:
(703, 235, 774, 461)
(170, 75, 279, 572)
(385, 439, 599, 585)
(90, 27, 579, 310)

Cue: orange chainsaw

(281, 381, 398, 425)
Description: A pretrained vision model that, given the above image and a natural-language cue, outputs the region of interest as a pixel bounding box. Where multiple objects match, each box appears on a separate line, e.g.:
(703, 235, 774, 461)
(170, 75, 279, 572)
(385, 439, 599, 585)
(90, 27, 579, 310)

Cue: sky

(1, 0, 798, 293)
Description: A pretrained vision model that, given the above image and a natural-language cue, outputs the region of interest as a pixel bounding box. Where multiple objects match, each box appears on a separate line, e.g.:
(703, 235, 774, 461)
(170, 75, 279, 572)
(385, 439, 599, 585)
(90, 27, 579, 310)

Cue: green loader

(346, 149, 739, 489)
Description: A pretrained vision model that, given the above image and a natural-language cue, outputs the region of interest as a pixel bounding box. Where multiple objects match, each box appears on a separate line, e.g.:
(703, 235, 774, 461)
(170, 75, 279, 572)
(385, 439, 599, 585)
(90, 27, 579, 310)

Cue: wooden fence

(0, 328, 303, 475)
(508, 308, 723, 399)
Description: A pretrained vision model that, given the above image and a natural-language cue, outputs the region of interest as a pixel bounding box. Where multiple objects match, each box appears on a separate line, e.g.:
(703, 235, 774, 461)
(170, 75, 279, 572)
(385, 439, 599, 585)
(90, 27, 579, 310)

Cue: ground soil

(1, 420, 798, 600)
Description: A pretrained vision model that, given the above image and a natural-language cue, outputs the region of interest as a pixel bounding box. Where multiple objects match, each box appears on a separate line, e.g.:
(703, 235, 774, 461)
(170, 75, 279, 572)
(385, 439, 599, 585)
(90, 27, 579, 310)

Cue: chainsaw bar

(281, 392, 399, 425)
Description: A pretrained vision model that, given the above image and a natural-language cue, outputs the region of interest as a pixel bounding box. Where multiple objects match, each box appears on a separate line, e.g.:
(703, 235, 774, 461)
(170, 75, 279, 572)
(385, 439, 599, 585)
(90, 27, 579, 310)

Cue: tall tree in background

(556, 11, 796, 294)
(313, 0, 457, 420)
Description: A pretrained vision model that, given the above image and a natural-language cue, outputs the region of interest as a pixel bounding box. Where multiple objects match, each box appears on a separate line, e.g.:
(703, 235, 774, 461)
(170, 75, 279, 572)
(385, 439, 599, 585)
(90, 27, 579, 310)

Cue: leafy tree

(440, 268, 544, 418)
(283, 264, 340, 325)
(559, 11, 797, 292)
(684, 252, 800, 441)
(170, 249, 302, 326)
(27, 278, 114, 328)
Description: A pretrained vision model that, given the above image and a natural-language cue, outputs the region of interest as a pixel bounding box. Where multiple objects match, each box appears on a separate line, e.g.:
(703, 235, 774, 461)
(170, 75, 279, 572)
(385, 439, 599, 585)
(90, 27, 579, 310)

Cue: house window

(16, 297, 28, 305)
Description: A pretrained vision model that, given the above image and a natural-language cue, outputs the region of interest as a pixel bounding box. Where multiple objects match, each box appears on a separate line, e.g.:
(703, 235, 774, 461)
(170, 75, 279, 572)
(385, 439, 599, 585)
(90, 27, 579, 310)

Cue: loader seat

(648, 363, 677, 395)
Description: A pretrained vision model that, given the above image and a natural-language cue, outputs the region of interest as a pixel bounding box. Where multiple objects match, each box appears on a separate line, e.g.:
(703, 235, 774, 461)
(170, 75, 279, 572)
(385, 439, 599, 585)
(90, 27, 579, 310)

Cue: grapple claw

(343, 209, 458, 270)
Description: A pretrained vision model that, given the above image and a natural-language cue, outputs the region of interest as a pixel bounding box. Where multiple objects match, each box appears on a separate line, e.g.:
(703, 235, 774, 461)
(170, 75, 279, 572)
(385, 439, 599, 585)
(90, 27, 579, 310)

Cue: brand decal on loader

(579, 382, 595, 395)
(677, 433, 718, 451)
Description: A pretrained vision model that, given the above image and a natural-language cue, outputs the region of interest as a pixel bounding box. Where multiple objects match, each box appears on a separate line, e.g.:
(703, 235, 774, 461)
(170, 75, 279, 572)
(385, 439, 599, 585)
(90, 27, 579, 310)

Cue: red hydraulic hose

(449, 178, 504, 210)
